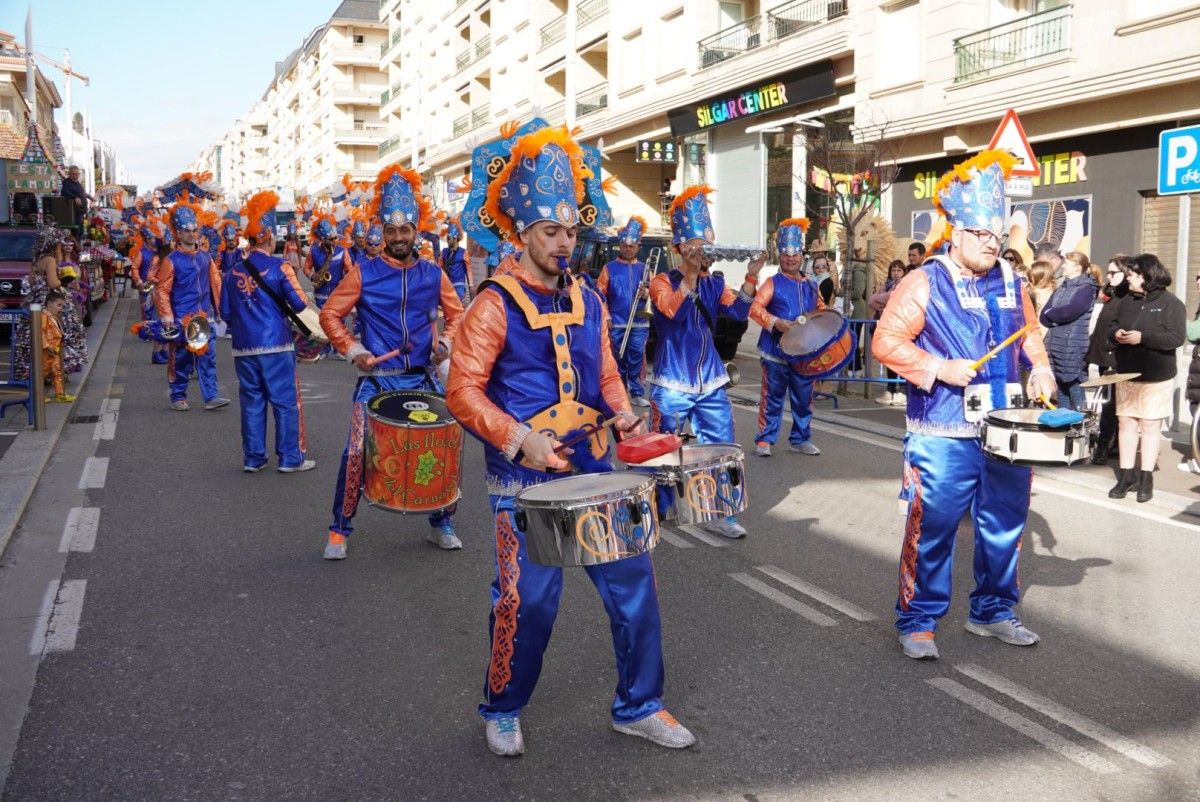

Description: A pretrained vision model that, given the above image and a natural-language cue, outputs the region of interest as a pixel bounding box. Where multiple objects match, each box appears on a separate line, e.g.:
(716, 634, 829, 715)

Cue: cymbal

(1080, 372, 1141, 388)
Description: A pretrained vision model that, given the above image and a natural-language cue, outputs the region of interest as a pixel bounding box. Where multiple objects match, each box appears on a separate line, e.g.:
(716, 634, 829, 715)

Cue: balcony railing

(953, 4, 1072, 83)
(576, 82, 608, 118)
(456, 48, 471, 71)
(475, 35, 491, 60)
(539, 0, 608, 50)
(698, 0, 847, 69)
(379, 134, 403, 157)
(578, 0, 608, 27)
(334, 122, 388, 136)
(540, 16, 566, 49)
(380, 88, 390, 105)
(452, 108, 490, 138)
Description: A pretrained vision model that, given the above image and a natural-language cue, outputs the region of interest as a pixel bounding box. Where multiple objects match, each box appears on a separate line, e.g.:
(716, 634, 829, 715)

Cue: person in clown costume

(446, 126, 695, 758)
(154, 197, 230, 412)
(750, 218, 822, 457)
(596, 215, 652, 407)
(872, 150, 1056, 660)
(320, 164, 466, 560)
(647, 186, 764, 539)
(440, 217, 470, 302)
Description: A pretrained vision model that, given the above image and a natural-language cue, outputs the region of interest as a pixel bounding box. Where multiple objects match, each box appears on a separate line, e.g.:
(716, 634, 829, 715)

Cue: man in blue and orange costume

(218, 191, 315, 474)
(304, 212, 351, 311)
(872, 150, 1057, 660)
(445, 126, 695, 758)
(440, 216, 470, 302)
(749, 218, 822, 457)
(129, 221, 168, 364)
(319, 164, 467, 560)
(348, 218, 368, 266)
(217, 218, 243, 275)
(596, 215, 652, 408)
(647, 186, 764, 539)
(154, 196, 231, 412)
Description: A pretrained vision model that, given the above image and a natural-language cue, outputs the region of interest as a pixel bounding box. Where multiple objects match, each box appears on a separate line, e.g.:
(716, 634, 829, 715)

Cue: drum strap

(242, 254, 314, 337)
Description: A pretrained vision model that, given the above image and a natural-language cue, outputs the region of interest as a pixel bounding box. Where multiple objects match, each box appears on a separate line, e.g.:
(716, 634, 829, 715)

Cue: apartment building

(0, 30, 63, 221)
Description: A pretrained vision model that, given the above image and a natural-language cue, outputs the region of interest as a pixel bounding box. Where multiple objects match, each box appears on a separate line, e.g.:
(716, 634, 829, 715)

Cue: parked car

(0, 227, 37, 309)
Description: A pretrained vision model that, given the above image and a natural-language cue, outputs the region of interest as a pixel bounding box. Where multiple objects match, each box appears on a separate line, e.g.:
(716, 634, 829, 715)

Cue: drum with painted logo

(778, 309, 857, 380)
(648, 443, 748, 525)
(363, 390, 463, 514)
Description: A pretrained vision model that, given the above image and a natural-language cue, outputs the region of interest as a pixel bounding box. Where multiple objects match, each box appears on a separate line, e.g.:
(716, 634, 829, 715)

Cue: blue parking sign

(1158, 125, 1200, 196)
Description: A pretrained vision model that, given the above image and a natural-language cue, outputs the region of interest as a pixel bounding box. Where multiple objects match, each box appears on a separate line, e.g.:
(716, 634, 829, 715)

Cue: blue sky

(0, 1, 337, 190)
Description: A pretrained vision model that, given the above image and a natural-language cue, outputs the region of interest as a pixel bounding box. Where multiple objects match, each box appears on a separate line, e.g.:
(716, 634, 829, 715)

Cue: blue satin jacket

(649, 270, 751, 395)
(441, 246, 469, 288)
(311, 245, 350, 301)
(219, 251, 307, 357)
(599, 259, 650, 329)
(755, 272, 820, 363)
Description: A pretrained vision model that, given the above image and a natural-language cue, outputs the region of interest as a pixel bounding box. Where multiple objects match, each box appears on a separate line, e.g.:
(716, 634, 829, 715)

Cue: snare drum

(651, 444, 748, 525)
(363, 390, 463, 513)
(515, 472, 659, 567)
(779, 309, 857, 380)
(980, 408, 1095, 466)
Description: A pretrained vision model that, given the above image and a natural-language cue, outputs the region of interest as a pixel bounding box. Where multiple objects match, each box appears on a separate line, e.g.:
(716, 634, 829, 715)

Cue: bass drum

(779, 309, 857, 380)
(363, 390, 463, 514)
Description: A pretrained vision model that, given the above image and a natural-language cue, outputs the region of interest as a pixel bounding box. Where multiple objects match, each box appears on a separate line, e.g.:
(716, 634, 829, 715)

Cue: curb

(0, 294, 125, 559)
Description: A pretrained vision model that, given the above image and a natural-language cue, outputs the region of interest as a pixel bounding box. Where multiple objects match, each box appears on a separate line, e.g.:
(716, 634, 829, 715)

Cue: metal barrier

(0, 307, 32, 424)
(811, 317, 903, 409)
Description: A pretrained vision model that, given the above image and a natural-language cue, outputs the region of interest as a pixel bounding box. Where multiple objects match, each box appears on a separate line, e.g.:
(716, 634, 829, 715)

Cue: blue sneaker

(426, 523, 463, 550)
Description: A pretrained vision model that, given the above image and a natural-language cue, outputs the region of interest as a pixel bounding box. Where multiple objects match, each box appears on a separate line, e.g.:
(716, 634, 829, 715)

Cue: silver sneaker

(204, 397, 231, 410)
(755, 442, 771, 457)
(613, 710, 695, 749)
(278, 459, 317, 473)
(789, 441, 821, 456)
(630, 396, 651, 408)
(899, 632, 939, 660)
(243, 464, 265, 473)
(485, 715, 525, 757)
(965, 618, 1040, 646)
(427, 524, 463, 550)
(170, 400, 190, 412)
(704, 517, 746, 539)
(323, 534, 348, 561)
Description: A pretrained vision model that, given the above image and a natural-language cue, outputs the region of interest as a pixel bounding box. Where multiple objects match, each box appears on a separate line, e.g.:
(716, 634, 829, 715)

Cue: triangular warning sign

(988, 109, 1040, 178)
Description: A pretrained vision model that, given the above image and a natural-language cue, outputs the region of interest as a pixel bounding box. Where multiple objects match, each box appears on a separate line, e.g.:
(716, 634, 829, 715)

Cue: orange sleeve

(596, 265, 610, 297)
(209, 258, 221, 311)
(598, 312, 633, 416)
(438, 271, 466, 344)
(154, 256, 175, 321)
(649, 272, 689, 319)
(281, 263, 309, 305)
(1018, 282, 1052, 373)
(319, 265, 362, 356)
(871, 271, 941, 392)
(445, 290, 530, 459)
(303, 248, 315, 278)
(749, 276, 776, 330)
(130, 250, 143, 283)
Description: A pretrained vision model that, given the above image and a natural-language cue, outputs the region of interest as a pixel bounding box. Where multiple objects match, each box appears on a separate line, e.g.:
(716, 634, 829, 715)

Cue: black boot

(1108, 468, 1137, 499)
(1090, 448, 1108, 466)
(1136, 470, 1154, 503)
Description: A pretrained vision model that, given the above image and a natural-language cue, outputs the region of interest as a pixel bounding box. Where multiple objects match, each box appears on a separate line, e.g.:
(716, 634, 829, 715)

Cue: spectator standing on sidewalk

(1179, 272, 1200, 475)
(1027, 260, 1055, 336)
(1034, 242, 1065, 283)
(1106, 254, 1186, 503)
(869, 260, 908, 405)
(1039, 251, 1099, 410)
(846, 256, 869, 376)
(1085, 256, 1131, 465)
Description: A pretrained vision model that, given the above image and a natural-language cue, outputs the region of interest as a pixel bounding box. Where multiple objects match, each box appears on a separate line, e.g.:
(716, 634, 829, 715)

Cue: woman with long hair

(1085, 256, 1132, 464)
(1039, 251, 1099, 410)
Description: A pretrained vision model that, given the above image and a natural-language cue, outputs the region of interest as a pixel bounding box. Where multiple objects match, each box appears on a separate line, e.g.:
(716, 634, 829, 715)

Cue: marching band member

(872, 150, 1055, 660)
(446, 126, 694, 758)
(320, 164, 466, 560)
(154, 197, 230, 412)
(218, 191, 314, 473)
(647, 186, 763, 539)
(304, 213, 351, 309)
(440, 217, 470, 302)
(282, 220, 302, 274)
(364, 223, 383, 259)
(348, 219, 368, 266)
(131, 223, 168, 363)
(218, 219, 243, 275)
(596, 216, 651, 407)
(750, 219, 822, 457)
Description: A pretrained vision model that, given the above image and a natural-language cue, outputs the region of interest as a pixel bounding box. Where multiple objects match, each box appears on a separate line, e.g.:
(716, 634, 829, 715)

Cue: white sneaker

(485, 716, 525, 757)
(427, 524, 463, 550)
(965, 618, 1040, 646)
(278, 459, 317, 473)
(612, 710, 696, 749)
(788, 441, 821, 456)
(1176, 459, 1200, 475)
(703, 517, 747, 539)
(899, 632, 939, 660)
(755, 442, 771, 457)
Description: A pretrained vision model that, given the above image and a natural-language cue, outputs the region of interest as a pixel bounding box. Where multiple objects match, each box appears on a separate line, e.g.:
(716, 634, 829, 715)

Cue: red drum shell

(363, 391, 463, 514)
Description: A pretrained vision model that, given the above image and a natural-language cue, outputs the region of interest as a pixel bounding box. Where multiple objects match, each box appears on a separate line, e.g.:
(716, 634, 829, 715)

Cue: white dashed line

(927, 678, 1120, 774)
(955, 664, 1173, 768)
(27, 579, 59, 655)
(100, 398, 121, 413)
(676, 523, 729, 548)
(58, 507, 101, 553)
(78, 457, 109, 490)
(41, 580, 87, 654)
(657, 528, 694, 548)
(754, 565, 877, 622)
(728, 572, 837, 627)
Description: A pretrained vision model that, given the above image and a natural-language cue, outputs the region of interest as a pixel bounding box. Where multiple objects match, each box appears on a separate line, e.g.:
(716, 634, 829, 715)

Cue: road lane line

(927, 678, 1119, 774)
(100, 398, 121, 413)
(728, 573, 837, 626)
(93, 412, 118, 440)
(42, 580, 86, 654)
(27, 580, 59, 655)
(78, 457, 109, 490)
(809, 420, 903, 452)
(955, 664, 1173, 767)
(754, 565, 877, 621)
(677, 524, 729, 548)
(657, 528, 695, 548)
(58, 507, 101, 553)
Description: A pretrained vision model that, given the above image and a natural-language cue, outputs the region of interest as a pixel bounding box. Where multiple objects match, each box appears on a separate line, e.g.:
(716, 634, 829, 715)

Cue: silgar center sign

(668, 61, 836, 137)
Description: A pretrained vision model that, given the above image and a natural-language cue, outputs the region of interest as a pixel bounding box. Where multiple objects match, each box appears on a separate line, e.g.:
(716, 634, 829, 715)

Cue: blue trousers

(608, 326, 649, 399)
(1057, 379, 1087, 411)
(234, 352, 305, 469)
(453, 282, 468, 302)
(649, 385, 735, 442)
(896, 434, 1031, 635)
(754, 360, 813, 446)
(329, 372, 451, 536)
(167, 344, 219, 403)
(480, 494, 665, 724)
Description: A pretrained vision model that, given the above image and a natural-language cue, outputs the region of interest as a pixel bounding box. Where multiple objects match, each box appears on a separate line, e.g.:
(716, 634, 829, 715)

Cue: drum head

(519, 472, 652, 503)
(368, 390, 452, 426)
(680, 443, 742, 467)
(779, 310, 846, 357)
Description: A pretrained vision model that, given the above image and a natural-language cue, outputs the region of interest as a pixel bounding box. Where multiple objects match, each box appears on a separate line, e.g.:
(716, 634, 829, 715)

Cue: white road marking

(677, 523, 729, 548)
(728, 572, 837, 627)
(927, 678, 1119, 774)
(657, 528, 694, 548)
(100, 398, 121, 413)
(41, 580, 86, 654)
(955, 664, 1173, 768)
(809, 420, 903, 452)
(27, 579, 59, 655)
(58, 507, 101, 553)
(78, 457, 109, 490)
(93, 413, 118, 440)
(754, 565, 877, 621)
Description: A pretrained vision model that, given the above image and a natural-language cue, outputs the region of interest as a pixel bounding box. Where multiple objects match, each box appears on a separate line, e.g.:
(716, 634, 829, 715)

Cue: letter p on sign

(1158, 125, 1200, 196)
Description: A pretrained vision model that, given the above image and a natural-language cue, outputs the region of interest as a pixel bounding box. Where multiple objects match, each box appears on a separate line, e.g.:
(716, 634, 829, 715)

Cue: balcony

(539, 0, 608, 50)
(379, 134, 403, 158)
(330, 83, 384, 105)
(333, 122, 389, 145)
(475, 34, 491, 60)
(698, 0, 847, 69)
(455, 35, 492, 73)
(576, 82, 608, 118)
(953, 4, 1072, 84)
(379, 28, 404, 59)
(452, 107, 490, 138)
(330, 44, 378, 66)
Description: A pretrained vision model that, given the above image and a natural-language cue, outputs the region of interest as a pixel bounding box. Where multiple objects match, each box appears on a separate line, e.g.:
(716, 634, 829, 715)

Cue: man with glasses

(873, 150, 1056, 661)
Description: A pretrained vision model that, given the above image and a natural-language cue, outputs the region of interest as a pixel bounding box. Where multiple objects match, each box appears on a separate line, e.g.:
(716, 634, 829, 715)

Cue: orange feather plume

(601, 175, 617, 193)
(168, 195, 204, 233)
(930, 149, 1017, 221)
(457, 178, 472, 194)
(778, 217, 811, 232)
(668, 185, 714, 218)
(484, 126, 590, 239)
(499, 120, 520, 139)
(242, 190, 280, 241)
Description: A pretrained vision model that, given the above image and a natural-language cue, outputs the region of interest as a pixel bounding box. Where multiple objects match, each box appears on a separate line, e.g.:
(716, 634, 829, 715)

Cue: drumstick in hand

(970, 322, 1038, 371)
(553, 414, 628, 452)
(366, 348, 401, 367)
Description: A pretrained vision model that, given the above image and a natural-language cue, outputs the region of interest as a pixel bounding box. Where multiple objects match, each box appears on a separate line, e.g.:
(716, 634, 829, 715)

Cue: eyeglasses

(1107, 270, 1121, 276)
(962, 228, 1000, 246)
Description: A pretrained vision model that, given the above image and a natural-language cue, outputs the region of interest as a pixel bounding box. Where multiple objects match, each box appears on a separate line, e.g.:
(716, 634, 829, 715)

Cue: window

(873, 0, 921, 89)
(353, 34, 365, 44)
(718, 1, 744, 29)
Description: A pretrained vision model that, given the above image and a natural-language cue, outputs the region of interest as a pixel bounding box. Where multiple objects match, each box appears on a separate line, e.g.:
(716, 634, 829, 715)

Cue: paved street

(1, 294, 1199, 801)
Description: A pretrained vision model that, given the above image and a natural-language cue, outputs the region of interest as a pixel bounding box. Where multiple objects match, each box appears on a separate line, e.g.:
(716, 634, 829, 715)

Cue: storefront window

(680, 133, 708, 188)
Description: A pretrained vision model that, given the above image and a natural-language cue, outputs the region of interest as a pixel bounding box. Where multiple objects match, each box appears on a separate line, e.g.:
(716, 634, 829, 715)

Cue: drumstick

(366, 348, 401, 367)
(970, 322, 1038, 371)
(1038, 394, 1057, 410)
(553, 414, 628, 452)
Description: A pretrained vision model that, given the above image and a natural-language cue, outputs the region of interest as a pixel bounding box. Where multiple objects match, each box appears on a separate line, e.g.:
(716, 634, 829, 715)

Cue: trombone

(618, 246, 661, 359)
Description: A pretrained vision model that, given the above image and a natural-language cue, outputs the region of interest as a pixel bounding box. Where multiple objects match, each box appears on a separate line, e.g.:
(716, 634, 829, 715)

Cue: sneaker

(243, 463, 265, 473)
(170, 399, 190, 412)
(965, 618, 1040, 647)
(703, 516, 746, 539)
(323, 532, 348, 560)
(278, 459, 317, 473)
(485, 715, 525, 757)
(1176, 459, 1200, 475)
(612, 710, 696, 749)
(899, 631, 939, 660)
(630, 396, 651, 408)
(755, 442, 771, 457)
(50, 393, 76, 403)
(789, 441, 821, 456)
(204, 397, 231, 410)
(426, 523, 463, 550)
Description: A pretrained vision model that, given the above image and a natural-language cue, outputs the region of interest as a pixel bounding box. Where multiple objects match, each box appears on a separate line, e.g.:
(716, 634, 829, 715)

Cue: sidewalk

(0, 293, 126, 558)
